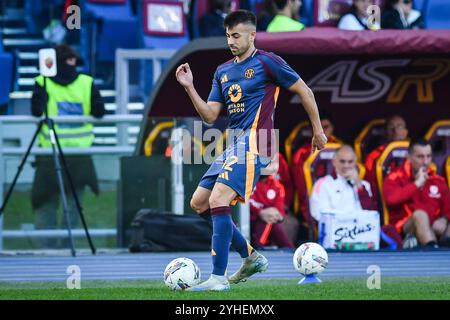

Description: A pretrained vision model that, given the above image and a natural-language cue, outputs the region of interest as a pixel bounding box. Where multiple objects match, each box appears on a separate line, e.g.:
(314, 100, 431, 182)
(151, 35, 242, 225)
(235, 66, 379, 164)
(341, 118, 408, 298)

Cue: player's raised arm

(175, 63, 222, 124)
(288, 78, 328, 152)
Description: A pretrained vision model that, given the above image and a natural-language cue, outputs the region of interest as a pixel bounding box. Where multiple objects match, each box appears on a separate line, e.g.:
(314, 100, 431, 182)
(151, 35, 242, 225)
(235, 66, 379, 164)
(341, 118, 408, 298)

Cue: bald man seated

(310, 145, 378, 221)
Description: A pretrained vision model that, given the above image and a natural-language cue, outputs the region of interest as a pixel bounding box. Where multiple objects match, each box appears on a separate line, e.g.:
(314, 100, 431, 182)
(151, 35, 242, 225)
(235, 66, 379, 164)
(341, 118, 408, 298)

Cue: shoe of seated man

(402, 234, 418, 249)
(187, 274, 230, 291)
(229, 251, 269, 284)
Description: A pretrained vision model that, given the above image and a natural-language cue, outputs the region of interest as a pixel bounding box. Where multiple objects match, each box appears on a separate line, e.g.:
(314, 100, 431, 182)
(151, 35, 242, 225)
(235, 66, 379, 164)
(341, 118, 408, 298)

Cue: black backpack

(129, 209, 212, 252)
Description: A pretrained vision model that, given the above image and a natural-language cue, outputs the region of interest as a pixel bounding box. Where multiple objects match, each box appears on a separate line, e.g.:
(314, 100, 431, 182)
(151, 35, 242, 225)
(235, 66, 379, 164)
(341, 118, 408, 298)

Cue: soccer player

(175, 10, 327, 291)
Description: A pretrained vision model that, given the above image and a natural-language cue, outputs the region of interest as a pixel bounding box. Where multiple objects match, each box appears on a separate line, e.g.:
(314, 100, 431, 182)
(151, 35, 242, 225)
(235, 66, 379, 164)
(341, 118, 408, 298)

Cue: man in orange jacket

(383, 139, 450, 248)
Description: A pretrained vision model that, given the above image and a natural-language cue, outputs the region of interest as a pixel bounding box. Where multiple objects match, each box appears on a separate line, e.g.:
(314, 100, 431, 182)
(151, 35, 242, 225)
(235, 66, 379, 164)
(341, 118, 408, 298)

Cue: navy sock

(232, 223, 253, 258)
(211, 206, 233, 276)
(199, 209, 212, 224)
(201, 209, 253, 258)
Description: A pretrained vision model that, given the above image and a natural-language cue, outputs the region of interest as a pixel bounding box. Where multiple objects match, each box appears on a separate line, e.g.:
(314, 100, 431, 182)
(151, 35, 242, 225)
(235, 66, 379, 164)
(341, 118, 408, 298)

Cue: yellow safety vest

(35, 74, 94, 148)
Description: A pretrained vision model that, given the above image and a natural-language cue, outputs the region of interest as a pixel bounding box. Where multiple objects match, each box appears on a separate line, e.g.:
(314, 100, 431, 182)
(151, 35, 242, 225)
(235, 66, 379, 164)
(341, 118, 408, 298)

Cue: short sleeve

(260, 53, 300, 89)
(207, 69, 225, 104)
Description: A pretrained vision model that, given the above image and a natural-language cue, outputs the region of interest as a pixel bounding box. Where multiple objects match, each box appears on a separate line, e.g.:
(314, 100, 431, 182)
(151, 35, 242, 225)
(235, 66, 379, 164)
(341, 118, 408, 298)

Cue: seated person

(267, 0, 305, 32)
(291, 112, 338, 223)
(199, 0, 232, 37)
(338, 0, 380, 30)
(364, 114, 409, 202)
(381, 0, 425, 29)
(250, 160, 295, 249)
(310, 145, 378, 221)
(383, 139, 450, 248)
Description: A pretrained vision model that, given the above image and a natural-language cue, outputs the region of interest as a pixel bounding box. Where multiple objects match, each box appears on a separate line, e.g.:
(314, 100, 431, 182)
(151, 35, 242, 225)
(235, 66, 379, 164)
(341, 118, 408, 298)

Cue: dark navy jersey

(208, 49, 300, 155)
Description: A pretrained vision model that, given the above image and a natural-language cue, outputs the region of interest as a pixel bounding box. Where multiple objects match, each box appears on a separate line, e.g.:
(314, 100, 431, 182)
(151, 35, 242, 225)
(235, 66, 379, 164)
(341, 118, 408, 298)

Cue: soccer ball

(293, 242, 328, 276)
(163, 257, 201, 290)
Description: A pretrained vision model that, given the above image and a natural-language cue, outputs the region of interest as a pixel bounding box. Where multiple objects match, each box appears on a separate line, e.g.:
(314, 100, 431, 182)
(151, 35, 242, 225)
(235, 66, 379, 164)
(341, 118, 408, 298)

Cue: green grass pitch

(1, 278, 449, 300)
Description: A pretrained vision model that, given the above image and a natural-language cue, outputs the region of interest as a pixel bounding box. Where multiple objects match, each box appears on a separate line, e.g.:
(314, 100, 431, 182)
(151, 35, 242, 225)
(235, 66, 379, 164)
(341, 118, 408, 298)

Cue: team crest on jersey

(245, 68, 255, 79)
(267, 189, 276, 200)
(221, 74, 228, 84)
(428, 185, 441, 198)
(228, 84, 243, 103)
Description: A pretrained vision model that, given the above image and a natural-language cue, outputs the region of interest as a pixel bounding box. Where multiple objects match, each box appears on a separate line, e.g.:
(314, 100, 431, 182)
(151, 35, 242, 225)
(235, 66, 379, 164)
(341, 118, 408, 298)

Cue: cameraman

(31, 44, 105, 248)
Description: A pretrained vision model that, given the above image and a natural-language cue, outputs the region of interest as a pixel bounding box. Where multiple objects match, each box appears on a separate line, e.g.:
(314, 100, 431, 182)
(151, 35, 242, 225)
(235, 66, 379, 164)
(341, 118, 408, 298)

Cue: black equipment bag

(129, 209, 212, 252)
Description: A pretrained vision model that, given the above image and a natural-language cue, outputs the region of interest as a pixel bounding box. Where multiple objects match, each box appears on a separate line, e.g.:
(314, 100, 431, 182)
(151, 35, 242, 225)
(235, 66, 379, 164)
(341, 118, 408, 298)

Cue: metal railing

(0, 115, 142, 250)
(115, 48, 176, 114)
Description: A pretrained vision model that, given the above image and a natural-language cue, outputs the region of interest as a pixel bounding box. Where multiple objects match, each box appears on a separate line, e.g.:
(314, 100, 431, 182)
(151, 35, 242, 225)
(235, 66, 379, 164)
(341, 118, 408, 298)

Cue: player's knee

(190, 197, 207, 214)
(412, 210, 429, 225)
(209, 194, 227, 209)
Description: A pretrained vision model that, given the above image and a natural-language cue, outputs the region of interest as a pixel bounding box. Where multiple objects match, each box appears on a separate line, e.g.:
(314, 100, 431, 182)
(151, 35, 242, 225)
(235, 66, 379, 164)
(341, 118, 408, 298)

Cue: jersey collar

(234, 48, 258, 64)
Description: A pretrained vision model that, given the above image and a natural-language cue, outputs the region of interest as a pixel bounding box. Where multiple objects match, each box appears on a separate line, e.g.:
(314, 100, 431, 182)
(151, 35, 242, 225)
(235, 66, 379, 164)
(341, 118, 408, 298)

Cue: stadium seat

(423, 0, 450, 29)
(300, 0, 314, 27)
(413, 0, 425, 12)
(303, 143, 342, 196)
(354, 119, 386, 163)
(143, 120, 205, 157)
(0, 52, 14, 107)
(144, 120, 175, 156)
(24, 0, 64, 34)
(285, 121, 343, 165)
(424, 119, 450, 176)
(376, 141, 409, 225)
(81, 0, 139, 66)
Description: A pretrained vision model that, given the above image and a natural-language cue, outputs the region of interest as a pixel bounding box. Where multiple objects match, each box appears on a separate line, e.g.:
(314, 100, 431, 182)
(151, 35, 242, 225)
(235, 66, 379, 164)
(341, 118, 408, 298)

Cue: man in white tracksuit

(309, 145, 377, 221)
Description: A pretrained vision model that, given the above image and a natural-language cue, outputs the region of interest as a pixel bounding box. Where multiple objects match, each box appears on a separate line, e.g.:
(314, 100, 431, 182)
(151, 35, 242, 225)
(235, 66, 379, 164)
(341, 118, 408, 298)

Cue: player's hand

(414, 167, 428, 188)
(260, 208, 280, 224)
(311, 132, 328, 153)
(175, 63, 194, 88)
(344, 168, 361, 187)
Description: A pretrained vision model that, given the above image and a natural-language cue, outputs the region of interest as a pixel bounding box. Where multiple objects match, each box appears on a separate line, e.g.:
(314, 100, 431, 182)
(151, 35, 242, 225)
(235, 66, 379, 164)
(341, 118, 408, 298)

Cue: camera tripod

(0, 77, 96, 257)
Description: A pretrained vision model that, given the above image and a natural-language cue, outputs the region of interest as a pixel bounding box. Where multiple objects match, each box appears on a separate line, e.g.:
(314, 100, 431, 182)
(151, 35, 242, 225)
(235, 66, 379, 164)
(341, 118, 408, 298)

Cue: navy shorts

(199, 136, 269, 203)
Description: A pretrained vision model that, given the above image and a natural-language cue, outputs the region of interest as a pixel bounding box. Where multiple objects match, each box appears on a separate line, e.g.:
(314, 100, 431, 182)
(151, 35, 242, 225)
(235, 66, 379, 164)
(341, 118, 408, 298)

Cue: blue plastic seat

(423, 0, 450, 29)
(81, 0, 139, 65)
(0, 52, 14, 107)
(300, 0, 314, 27)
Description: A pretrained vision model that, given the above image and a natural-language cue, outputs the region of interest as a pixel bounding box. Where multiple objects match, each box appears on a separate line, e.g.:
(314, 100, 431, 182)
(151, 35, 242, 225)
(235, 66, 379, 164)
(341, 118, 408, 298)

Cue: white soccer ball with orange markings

(163, 257, 201, 290)
(293, 242, 328, 275)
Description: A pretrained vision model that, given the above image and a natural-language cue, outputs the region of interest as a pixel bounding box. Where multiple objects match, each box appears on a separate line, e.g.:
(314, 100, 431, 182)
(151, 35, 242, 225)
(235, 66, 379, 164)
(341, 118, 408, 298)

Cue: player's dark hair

(273, 0, 289, 11)
(224, 10, 257, 29)
(408, 138, 431, 154)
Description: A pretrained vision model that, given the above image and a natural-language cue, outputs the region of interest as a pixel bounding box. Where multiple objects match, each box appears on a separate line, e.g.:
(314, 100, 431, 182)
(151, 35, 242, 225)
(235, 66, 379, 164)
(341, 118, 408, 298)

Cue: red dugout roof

(136, 29, 450, 153)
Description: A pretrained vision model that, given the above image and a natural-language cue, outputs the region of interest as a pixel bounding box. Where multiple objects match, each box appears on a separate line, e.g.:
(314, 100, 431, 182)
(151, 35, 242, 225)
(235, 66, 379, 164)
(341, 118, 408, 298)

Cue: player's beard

(231, 42, 251, 57)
